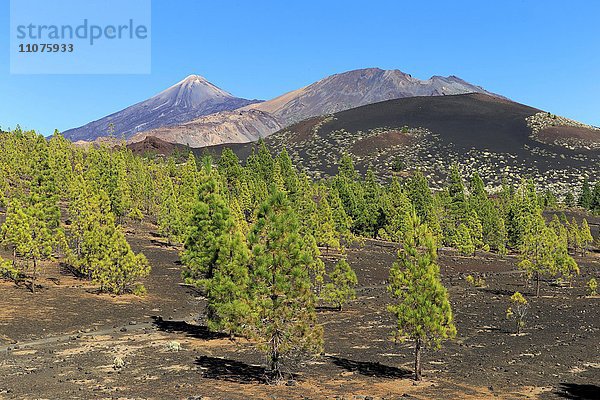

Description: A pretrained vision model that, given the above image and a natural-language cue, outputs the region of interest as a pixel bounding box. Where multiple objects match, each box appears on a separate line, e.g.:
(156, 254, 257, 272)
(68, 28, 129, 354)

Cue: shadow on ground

(152, 316, 227, 340)
(316, 305, 342, 312)
(554, 383, 600, 400)
(328, 356, 412, 379)
(481, 287, 519, 296)
(195, 356, 267, 384)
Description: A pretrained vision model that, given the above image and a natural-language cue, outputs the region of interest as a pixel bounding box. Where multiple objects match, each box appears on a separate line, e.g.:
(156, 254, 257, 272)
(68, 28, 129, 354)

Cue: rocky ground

(0, 218, 599, 399)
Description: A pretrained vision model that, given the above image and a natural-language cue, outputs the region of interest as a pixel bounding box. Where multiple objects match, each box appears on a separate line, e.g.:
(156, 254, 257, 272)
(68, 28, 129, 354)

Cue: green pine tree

(204, 219, 252, 337)
(580, 219, 593, 255)
(592, 182, 600, 214)
(158, 178, 183, 245)
(518, 216, 578, 297)
(181, 169, 230, 285)
(578, 178, 593, 209)
(314, 189, 340, 252)
(387, 211, 456, 381)
(91, 227, 150, 295)
(1, 198, 55, 293)
(379, 177, 412, 242)
(455, 223, 475, 256)
(247, 190, 323, 382)
(564, 191, 575, 207)
(322, 258, 358, 311)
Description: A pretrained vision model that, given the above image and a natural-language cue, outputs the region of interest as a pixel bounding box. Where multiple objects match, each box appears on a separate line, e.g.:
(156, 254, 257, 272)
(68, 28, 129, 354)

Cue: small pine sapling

(587, 278, 598, 296)
(506, 292, 528, 334)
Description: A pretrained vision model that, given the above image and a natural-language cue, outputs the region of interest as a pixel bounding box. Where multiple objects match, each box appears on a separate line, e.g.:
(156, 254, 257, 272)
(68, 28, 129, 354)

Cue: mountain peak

(62, 75, 260, 141)
(179, 74, 210, 84)
(161, 75, 234, 101)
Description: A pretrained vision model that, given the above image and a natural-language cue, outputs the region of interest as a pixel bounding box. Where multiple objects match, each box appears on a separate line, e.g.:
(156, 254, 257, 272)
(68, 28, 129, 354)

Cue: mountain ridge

(128, 68, 503, 148)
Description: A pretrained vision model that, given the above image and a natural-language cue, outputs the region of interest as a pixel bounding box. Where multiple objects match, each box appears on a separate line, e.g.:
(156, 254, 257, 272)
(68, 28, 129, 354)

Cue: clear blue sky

(1, 0, 598, 135)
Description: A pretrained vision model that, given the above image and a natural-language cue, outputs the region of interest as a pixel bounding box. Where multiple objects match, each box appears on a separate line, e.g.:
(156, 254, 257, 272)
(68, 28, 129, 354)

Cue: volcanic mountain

(62, 75, 261, 141)
(171, 93, 598, 193)
(128, 68, 502, 148)
(243, 68, 503, 126)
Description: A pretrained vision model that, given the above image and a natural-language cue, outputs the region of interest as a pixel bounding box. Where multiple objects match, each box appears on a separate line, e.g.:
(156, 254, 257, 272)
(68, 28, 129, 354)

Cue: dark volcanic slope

(187, 93, 598, 194)
(320, 93, 536, 153)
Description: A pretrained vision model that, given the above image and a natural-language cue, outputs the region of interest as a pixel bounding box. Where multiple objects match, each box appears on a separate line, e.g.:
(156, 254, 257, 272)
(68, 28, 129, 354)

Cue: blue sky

(0, 0, 599, 135)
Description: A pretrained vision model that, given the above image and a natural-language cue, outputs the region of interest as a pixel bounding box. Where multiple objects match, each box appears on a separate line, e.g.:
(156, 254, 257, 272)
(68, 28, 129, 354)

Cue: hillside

(188, 93, 599, 193)
(129, 109, 281, 148)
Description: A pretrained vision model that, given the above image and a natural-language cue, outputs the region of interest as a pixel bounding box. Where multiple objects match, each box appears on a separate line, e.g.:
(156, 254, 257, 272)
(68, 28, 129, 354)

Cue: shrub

(113, 356, 125, 369)
(587, 278, 598, 296)
(465, 274, 486, 287)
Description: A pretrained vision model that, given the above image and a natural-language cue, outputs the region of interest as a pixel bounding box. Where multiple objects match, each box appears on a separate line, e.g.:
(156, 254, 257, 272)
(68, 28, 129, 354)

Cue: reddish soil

(350, 130, 414, 157)
(128, 136, 182, 157)
(538, 126, 600, 145)
(0, 219, 599, 399)
(282, 116, 327, 144)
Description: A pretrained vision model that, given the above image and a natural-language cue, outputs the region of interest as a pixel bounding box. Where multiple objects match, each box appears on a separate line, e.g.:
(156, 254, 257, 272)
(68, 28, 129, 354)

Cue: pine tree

(455, 223, 475, 256)
(518, 216, 578, 297)
(314, 189, 340, 252)
(506, 292, 528, 334)
(387, 211, 456, 381)
(157, 178, 183, 245)
(247, 190, 323, 382)
(338, 153, 358, 181)
(74, 189, 111, 278)
(322, 258, 357, 311)
(229, 197, 249, 237)
(110, 154, 132, 223)
(506, 179, 541, 248)
(543, 189, 558, 209)
(580, 219, 593, 256)
(549, 214, 568, 244)
(181, 169, 230, 285)
(592, 182, 600, 214)
(66, 164, 96, 271)
(564, 191, 575, 207)
(177, 152, 200, 224)
(327, 187, 353, 244)
(360, 167, 384, 236)
(1, 198, 55, 293)
(379, 177, 412, 242)
(406, 170, 441, 240)
(247, 140, 274, 184)
(567, 217, 582, 255)
(272, 160, 286, 193)
(469, 173, 507, 252)
(293, 174, 319, 239)
(91, 228, 150, 295)
(203, 218, 252, 337)
(29, 153, 61, 229)
(2, 199, 31, 267)
(218, 148, 243, 192)
(578, 178, 593, 209)
(276, 148, 299, 195)
(447, 164, 468, 220)
(74, 189, 151, 295)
